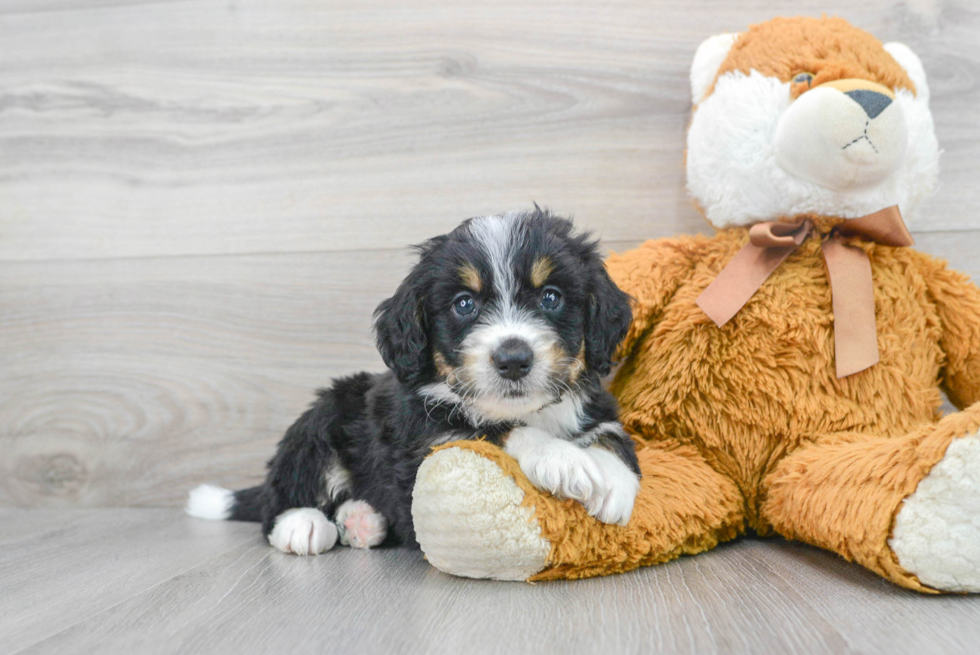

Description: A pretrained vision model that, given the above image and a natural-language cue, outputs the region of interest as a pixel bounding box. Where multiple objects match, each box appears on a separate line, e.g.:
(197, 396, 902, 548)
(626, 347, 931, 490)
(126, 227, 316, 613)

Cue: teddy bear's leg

(412, 439, 745, 581)
(761, 405, 980, 593)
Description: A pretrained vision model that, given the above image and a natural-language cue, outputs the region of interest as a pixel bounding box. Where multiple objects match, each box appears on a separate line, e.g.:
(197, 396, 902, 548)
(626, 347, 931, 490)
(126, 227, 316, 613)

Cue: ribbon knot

(695, 206, 914, 378)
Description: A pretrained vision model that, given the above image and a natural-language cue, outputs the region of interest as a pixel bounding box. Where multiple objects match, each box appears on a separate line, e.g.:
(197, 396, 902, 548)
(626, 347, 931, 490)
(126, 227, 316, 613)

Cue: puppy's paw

(335, 499, 388, 549)
(268, 507, 338, 555)
(583, 447, 640, 527)
(507, 427, 606, 504)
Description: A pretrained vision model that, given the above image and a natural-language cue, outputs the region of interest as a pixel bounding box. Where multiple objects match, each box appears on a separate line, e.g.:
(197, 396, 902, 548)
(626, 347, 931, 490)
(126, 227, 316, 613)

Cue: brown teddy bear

(410, 16, 980, 593)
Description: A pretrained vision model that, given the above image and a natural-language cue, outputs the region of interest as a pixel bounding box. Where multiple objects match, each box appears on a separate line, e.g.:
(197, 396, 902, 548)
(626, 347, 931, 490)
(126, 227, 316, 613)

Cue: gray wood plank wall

(2, 0, 979, 507)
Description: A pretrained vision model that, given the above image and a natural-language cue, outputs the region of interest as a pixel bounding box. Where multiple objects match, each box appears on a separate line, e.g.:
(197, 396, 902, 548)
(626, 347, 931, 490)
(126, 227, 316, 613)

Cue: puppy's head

(373, 209, 631, 422)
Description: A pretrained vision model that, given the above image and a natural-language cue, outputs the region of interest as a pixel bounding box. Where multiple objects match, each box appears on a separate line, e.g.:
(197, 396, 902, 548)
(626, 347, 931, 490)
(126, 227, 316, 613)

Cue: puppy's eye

(452, 293, 478, 317)
(539, 287, 563, 311)
(793, 72, 814, 87)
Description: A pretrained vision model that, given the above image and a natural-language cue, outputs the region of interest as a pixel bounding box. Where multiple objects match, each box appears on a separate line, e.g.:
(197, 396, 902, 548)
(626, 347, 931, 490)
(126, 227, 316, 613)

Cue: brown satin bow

(695, 206, 914, 378)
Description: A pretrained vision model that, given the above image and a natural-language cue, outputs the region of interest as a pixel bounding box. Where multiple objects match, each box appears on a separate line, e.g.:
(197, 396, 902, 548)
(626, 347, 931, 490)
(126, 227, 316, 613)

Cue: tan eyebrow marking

(530, 257, 554, 288)
(433, 351, 454, 378)
(458, 263, 482, 292)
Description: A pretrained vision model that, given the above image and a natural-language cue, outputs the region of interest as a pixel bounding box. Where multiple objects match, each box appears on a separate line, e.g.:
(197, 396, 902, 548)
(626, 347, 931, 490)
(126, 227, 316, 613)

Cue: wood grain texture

(0, 249, 401, 506)
(0, 0, 977, 262)
(1, 233, 976, 507)
(3, 3, 980, 649)
(1, 0, 980, 510)
(2, 508, 980, 655)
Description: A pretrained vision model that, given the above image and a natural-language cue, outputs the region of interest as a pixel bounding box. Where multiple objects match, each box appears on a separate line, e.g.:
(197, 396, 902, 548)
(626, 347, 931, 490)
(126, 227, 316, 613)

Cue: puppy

(187, 209, 640, 555)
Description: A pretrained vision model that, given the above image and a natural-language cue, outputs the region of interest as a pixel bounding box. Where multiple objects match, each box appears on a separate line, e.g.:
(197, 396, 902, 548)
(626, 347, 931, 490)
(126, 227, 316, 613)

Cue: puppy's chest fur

(515, 393, 588, 438)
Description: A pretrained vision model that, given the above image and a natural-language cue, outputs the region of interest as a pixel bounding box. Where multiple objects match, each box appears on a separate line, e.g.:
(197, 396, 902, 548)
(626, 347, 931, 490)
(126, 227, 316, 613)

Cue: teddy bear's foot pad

(412, 447, 551, 580)
(891, 432, 980, 592)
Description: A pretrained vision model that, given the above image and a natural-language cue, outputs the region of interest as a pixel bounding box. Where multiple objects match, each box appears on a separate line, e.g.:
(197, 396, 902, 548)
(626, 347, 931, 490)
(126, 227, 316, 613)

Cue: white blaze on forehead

(466, 212, 554, 371)
(468, 212, 528, 307)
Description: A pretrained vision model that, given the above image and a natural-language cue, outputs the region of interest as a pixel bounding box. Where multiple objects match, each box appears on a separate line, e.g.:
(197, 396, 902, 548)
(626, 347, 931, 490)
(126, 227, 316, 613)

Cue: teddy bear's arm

(605, 236, 699, 361)
(916, 253, 980, 409)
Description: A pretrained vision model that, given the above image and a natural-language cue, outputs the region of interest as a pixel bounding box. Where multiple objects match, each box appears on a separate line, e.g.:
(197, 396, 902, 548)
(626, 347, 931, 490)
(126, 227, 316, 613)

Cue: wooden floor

(4, 0, 980, 652)
(2, 508, 980, 655)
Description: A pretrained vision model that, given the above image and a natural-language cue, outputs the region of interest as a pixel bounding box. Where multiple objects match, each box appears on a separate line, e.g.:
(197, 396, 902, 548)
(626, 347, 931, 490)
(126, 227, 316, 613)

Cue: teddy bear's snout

(773, 79, 908, 192)
(845, 88, 893, 119)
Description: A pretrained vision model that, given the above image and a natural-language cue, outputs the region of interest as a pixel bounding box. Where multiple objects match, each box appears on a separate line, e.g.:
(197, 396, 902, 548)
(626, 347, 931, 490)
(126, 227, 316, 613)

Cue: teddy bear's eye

(793, 72, 815, 87)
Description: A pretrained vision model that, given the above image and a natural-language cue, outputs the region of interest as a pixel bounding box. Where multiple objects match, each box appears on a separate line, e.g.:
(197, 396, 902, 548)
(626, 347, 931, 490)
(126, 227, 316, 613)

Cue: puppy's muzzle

(491, 338, 534, 381)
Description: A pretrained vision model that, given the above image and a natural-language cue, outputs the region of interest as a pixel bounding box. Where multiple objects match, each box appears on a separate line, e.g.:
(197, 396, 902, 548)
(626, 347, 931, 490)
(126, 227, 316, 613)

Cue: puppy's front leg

(504, 427, 605, 503)
(581, 445, 640, 527)
(504, 426, 639, 526)
(574, 423, 641, 526)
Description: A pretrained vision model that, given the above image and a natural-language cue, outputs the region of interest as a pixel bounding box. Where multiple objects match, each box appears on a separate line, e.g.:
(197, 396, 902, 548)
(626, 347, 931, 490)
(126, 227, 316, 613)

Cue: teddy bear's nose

(845, 89, 893, 119)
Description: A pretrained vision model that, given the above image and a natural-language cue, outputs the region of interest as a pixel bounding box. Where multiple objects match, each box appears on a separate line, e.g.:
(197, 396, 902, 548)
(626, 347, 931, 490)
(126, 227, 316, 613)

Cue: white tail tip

(186, 484, 235, 520)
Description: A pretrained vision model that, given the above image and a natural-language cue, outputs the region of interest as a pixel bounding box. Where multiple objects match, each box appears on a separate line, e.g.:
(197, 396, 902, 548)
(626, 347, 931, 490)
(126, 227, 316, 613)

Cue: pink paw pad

(336, 500, 388, 549)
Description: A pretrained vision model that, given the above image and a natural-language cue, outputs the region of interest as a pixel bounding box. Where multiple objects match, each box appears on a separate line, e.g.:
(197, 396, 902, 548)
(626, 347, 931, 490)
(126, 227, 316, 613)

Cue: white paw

(268, 508, 338, 556)
(584, 447, 640, 527)
(890, 431, 980, 592)
(512, 433, 604, 504)
(334, 499, 388, 549)
(505, 427, 638, 525)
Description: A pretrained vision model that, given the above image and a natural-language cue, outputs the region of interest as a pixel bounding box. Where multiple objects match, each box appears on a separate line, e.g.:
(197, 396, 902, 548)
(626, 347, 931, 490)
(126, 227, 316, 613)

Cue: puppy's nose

(492, 338, 534, 381)
(845, 89, 892, 119)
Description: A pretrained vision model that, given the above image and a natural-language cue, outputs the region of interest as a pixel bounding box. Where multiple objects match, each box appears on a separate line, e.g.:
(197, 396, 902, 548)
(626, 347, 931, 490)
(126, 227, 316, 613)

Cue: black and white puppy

(187, 209, 640, 555)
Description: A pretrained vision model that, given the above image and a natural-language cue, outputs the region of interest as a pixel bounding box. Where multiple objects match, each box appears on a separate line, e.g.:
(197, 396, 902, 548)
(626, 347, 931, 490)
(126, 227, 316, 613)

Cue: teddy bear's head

(686, 16, 939, 229)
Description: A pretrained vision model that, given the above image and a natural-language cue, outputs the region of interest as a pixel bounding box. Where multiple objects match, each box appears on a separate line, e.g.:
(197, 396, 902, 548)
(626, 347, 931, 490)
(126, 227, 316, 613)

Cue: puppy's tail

(186, 483, 263, 522)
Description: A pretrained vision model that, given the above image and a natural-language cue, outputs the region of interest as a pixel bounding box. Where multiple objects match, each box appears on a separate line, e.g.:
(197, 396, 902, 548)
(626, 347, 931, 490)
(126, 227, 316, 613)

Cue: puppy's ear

(584, 262, 632, 377)
(374, 237, 448, 385)
(374, 275, 429, 385)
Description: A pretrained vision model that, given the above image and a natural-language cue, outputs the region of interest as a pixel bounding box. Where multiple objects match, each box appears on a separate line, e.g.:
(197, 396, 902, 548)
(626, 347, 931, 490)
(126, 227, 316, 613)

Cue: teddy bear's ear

(690, 33, 739, 105)
(883, 42, 930, 101)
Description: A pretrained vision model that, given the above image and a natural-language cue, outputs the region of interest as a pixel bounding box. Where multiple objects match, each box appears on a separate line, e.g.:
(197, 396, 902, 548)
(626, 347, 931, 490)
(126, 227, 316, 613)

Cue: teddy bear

(409, 16, 980, 593)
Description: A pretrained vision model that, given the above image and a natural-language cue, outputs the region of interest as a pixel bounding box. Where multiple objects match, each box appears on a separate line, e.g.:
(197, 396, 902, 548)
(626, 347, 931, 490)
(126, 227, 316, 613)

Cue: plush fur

(410, 17, 980, 592)
(687, 17, 939, 229)
(187, 209, 640, 554)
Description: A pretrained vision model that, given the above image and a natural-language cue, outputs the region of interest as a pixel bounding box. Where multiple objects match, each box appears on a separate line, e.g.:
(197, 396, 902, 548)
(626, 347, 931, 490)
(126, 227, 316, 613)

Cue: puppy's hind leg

(262, 397, 346, 556)
(334, 499, 389, 549)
